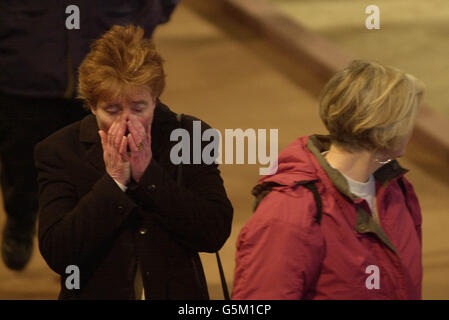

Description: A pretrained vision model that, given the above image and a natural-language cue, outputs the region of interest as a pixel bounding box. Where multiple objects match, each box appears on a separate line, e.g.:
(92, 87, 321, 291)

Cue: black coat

(35, 102, 233, 299)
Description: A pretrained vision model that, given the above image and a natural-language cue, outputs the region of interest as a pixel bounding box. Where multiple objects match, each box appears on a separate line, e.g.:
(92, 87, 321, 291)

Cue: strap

(175, 113, 230, 300)
(252, 181, 285, 212)
(397, 177, 407, 197)
(397, 177, 411, 217)
(295, 181, 322, 224)
(215, 251, 230, 300)
(252, 180, 323, 225)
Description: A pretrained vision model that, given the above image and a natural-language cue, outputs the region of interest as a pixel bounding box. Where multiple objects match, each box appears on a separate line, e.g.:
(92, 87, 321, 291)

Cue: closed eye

(132, 103, 147, 113)
(105, 105, 120, 114)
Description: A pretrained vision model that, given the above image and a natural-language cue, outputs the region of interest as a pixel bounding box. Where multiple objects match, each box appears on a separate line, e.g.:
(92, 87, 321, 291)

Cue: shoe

(1, 218, 35, 271)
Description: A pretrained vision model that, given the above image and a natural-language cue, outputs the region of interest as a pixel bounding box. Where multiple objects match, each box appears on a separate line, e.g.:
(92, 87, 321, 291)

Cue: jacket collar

(307, 134, 405, 254)
(79, 101, 177, 172)
(307, 134, 409, 200)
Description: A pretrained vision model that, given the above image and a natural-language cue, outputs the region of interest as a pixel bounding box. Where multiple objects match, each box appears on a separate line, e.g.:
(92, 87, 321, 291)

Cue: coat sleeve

(126, 156, 233, 253)
(35, 141, 138, 275)
(232, 189, 325, 300)
(126, 116, 233, 253)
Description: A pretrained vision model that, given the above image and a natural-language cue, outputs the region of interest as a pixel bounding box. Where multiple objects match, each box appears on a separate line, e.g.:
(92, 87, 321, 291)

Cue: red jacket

(232, 135, 422, 300)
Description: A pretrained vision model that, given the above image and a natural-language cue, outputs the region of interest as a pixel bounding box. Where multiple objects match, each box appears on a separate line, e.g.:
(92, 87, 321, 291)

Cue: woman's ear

(90, 104, 96, 115)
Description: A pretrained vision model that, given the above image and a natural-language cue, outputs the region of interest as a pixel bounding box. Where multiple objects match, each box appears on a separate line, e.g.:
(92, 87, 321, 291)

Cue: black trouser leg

(0, 93, 88, 228)
(0, 144, 38, 227)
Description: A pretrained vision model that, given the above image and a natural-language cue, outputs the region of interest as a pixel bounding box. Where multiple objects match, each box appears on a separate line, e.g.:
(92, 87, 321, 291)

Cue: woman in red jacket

(232, 60, 425, 300)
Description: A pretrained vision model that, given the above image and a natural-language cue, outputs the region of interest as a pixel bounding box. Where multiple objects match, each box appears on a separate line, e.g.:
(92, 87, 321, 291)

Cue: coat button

(147, 184, 156, 191)
(139, 228, 148, 235)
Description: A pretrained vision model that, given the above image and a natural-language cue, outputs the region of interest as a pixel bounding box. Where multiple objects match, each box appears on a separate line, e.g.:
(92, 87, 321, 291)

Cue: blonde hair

(319, 60, 425, 152)
(77, 25, 165, 110)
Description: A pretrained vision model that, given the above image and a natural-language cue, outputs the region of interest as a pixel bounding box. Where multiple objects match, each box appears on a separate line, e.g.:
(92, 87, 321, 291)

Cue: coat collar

(307, 134, 409, 200)
(307, 134, 405, 254)
(79, 101, 177, 172)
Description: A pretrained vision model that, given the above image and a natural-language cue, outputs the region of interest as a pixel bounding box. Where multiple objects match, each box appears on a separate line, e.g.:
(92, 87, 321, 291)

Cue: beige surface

(269, 0, 449, 119)
(0, 1, 448, 299)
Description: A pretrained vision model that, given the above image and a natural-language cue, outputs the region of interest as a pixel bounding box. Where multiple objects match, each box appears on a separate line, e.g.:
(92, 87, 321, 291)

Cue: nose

(120, 110, 131, 121)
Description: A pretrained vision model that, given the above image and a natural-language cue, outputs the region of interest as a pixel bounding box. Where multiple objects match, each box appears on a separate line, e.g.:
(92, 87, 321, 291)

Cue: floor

(0, 1, 448, 299)
(269, 0, 449, 118)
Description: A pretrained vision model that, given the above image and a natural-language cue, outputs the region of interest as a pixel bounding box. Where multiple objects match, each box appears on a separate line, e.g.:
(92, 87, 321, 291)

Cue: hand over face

(126, 114, 152, 183)
(98, 116, 131, 186)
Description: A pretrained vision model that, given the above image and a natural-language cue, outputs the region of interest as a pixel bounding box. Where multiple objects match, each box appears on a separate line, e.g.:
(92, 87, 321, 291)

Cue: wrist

(109, 174, 129, 186)
(132, 172, 142, 183)
(114, 179, 128, 192)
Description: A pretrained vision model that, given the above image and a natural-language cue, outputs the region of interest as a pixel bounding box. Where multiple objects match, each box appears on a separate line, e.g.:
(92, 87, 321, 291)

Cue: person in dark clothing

(35, 24, 233, 299)
(0, 0, 180, 270)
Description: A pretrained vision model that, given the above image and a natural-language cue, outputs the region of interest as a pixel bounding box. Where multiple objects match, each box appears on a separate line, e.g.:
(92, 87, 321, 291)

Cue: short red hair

(77, 25, 165, 110)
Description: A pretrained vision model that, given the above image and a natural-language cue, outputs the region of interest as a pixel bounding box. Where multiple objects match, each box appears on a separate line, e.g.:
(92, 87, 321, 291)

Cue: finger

(98, 130, 106, 146)
(112, 119, 124, 148)
(126, 118, 138, 141)
(127, 121, 141, 151)
(107, 121, 118, 147)
(128, 117, 145, 143)
(134, 118, 147, 139)
(119, 136, 128, 160)
(99, 130, 110, 152)
(108, 119, 118, 135)
(109, 119, 123, 149)
(127, 132, 138, 153)
(115, 119, 127, 149)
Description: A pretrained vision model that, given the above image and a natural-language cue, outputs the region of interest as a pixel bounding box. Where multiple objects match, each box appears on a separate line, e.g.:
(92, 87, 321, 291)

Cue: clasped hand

(98, 115, 152, 185)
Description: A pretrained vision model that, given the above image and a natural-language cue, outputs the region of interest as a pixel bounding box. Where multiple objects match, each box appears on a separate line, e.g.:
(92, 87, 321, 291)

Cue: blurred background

(0, 0, 448, 299)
